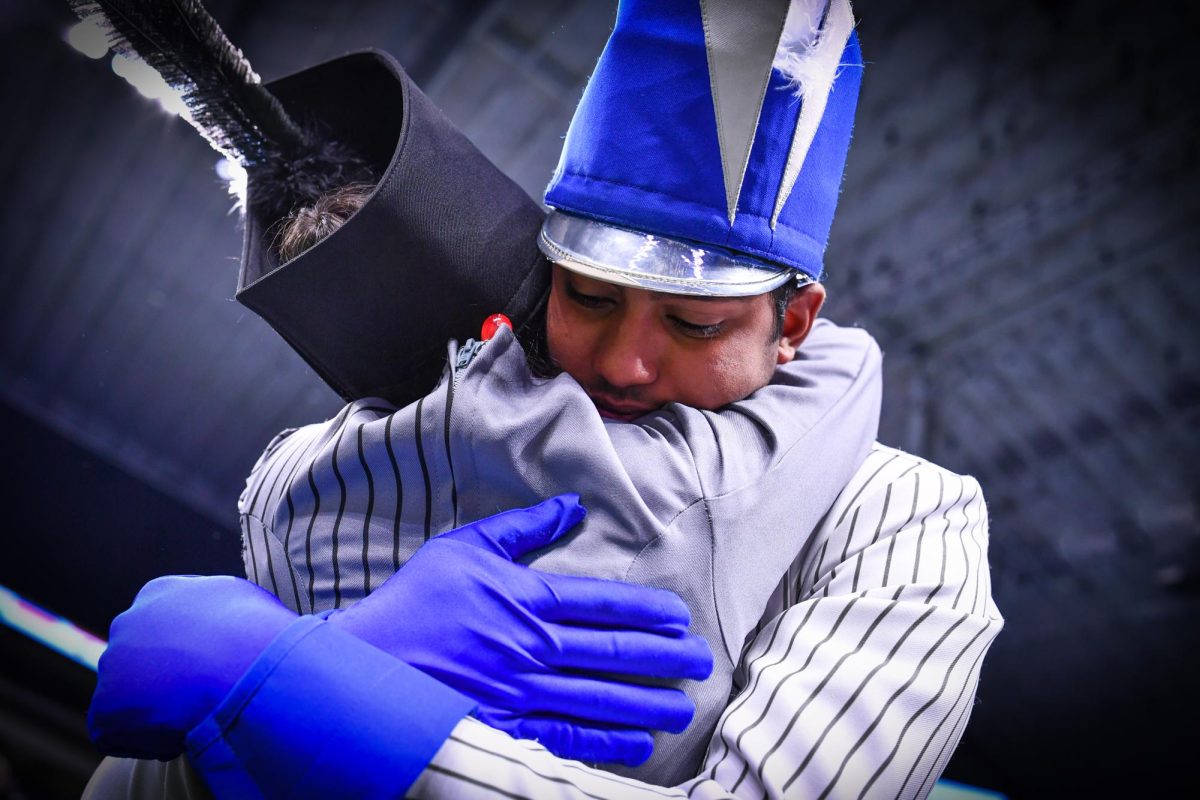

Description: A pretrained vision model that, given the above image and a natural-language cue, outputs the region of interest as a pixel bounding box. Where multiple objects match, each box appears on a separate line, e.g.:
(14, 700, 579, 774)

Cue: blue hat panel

(545, 2, 863, 284)
(737, 31, 863, 280)
(545, 0, 730, 251)
(728, 66, 807, 270)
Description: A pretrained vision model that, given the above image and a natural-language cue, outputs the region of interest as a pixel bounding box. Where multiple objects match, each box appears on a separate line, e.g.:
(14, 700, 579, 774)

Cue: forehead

(560, 266, 769, 308)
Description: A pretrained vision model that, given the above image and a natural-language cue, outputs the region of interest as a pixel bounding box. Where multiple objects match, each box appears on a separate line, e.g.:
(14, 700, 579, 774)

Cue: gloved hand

(330, 494, 713, 766)
(88, 575, 297, 760)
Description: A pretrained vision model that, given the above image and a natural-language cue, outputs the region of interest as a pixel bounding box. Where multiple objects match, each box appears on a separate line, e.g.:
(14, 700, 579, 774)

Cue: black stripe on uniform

(706, 600, 822, 780)
(415, 396, 433, 541)
(927, 476, 965, 607)
(383, 415, 403, 572)
(303, 461, 322, 613)
(727, 599, 869, 792)
(277, 430, 326, 614)
(883, 471, 921, 586)
(299, 405, 353, 613)
(803, 609, 954, 798)
(282, 491, 303, 611)
(910, 637, 993, 799)
(258, 438, 314, 599)
(808, 537, 830, 592)
(851, 483, 892, 593)
(355, 424, 377, 595)
(250, 435, 310, 599)
(750, 600, 901, 792)
(950, 482, 980, 610)
(858, 620, 993, 798)
(912, 471, 945, 583)
(328, 425, 351, 609)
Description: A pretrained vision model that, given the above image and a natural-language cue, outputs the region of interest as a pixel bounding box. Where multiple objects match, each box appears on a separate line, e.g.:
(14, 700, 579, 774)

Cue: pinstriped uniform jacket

(85, 441, 1003, 799)
(237, 319, 882, 784)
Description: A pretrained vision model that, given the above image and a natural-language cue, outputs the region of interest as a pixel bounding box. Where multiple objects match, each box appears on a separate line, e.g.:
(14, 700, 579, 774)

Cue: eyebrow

(647, 290, 746, 304)
(565, 272, 746, 304)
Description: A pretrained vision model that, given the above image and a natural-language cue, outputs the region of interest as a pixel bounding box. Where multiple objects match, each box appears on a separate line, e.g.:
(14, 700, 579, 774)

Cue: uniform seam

(241, 510, 308, 610)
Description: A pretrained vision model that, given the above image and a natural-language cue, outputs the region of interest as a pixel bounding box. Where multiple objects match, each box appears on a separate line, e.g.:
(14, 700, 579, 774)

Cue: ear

(776, 283, 826, 364)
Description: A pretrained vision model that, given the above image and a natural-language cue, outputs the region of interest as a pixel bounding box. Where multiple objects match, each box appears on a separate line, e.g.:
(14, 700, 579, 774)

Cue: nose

(593, 314, 659, 389)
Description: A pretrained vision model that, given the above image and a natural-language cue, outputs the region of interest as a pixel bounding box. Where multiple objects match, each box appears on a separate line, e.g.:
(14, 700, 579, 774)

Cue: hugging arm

(83, 498, 712, 799)
(86, 450, 1000, 800)
(411, 448, 1002, 799)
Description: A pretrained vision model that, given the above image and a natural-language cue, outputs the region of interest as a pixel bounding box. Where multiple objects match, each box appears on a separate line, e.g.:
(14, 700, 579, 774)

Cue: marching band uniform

(83, 1, 1001, 797)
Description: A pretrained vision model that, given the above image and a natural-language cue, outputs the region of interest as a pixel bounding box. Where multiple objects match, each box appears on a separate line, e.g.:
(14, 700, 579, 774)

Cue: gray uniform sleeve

(608, 319, 884, 664)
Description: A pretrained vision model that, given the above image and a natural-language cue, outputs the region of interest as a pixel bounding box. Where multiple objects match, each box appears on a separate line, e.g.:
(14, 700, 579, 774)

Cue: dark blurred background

(1, 1, 1197, 797)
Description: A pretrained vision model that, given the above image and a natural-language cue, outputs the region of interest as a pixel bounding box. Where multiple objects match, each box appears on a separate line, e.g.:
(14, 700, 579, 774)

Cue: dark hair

(272, 182, 374, 262)
(519, 282, 558, 378)
(770, 279, 800, 342)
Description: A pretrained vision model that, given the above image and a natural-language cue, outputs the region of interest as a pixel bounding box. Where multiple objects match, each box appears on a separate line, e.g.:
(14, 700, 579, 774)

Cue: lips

(591, 395, 655, 422)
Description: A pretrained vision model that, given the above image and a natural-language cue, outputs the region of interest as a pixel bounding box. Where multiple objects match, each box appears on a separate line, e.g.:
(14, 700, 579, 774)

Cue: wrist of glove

(329, 494, 713, 766)
(88, 576, 297, 760)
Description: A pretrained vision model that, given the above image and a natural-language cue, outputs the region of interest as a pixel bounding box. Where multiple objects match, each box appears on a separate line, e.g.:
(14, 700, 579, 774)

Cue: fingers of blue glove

(522, 673, 695, 734)
(126, 575, 291, 627)
(499, 717, 654, 767)
(116, 575, 294, 682)
(128, 574, 203, 605)
(530, 572, 692, 637)
(545, 625, 714, 681)
(88, 575, 297, 761)
(443, 494, 586, 560)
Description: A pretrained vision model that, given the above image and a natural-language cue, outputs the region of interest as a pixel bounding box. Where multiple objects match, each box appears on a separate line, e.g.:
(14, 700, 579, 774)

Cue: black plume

(67, 0, 374, 222)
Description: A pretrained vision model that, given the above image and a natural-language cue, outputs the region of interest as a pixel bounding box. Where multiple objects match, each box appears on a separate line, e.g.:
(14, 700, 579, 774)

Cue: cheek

(545, 292, 587, 375)
(682, 337, 777, 408)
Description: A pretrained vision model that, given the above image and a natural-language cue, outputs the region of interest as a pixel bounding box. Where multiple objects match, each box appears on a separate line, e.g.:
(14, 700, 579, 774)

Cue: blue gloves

(88, 495, 713, 768)
(88, 576, 296, 760)
(329, 494, 713, 766)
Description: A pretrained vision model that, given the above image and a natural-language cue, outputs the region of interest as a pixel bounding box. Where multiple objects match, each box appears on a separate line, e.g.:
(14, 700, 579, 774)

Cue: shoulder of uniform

(832, 443, 985, 523)
(261, 427, 299, 458)
(240, 427, 299, 496)
(863, 443, 980, 484)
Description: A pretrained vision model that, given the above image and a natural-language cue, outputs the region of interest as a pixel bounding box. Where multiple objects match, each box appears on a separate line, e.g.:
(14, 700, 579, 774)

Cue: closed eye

(566, 284, 614, 309)
(670, 316, 724, 338)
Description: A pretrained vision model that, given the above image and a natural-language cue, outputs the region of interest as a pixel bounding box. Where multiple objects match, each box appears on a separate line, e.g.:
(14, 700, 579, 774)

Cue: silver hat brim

(538, 211, 802, 298)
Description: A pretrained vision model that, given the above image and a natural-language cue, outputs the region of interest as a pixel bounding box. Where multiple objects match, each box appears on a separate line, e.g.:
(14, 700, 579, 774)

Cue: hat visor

(538, 211, 801, 298)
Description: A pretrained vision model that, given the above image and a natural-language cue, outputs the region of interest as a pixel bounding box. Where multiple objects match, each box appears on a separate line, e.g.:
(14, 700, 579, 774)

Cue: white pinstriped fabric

(408, 445, 1002, 799)
(83, 442, 997, 798)
(235, 322, 887, 785)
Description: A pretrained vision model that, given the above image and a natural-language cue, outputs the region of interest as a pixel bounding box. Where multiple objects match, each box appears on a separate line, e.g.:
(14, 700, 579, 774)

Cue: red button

(481, 313, 512, 341)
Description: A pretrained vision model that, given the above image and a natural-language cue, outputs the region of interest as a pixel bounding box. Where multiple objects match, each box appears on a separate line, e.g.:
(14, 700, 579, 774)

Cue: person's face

(545, 264, 818, 419)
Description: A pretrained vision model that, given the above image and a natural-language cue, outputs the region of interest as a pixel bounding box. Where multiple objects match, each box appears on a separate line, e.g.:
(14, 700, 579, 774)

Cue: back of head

(236, 52, 550, 406)
(273, 183, 375, 263)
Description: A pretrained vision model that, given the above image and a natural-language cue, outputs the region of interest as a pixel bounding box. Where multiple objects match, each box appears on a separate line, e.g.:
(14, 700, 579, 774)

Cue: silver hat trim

(538, 211, 803, 298)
